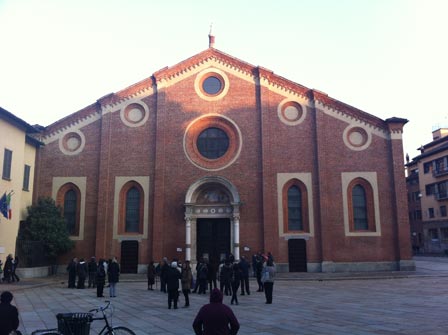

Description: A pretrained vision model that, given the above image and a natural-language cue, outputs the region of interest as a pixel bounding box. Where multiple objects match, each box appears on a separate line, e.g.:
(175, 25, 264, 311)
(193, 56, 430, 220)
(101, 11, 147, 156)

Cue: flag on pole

(0, 192, 8, 219)
(6, 191, 12, 219)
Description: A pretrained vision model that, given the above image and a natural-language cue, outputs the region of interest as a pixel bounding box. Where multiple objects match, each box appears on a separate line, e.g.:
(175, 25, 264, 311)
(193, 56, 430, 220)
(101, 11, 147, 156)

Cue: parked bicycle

(32, 300, 135, 335)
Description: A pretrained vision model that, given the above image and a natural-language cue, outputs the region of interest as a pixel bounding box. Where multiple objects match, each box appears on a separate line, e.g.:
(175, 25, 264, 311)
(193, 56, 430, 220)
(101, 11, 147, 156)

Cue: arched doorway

(184, 176, 241, 262)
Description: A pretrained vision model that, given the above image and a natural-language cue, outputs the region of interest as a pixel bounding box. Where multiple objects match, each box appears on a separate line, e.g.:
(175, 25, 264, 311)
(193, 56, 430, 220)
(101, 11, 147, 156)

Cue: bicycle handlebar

(89, 300, 111, 313)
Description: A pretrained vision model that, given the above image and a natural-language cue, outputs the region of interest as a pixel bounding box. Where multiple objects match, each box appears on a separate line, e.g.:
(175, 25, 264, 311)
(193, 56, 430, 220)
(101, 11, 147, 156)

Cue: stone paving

(2, 256, 448, 335)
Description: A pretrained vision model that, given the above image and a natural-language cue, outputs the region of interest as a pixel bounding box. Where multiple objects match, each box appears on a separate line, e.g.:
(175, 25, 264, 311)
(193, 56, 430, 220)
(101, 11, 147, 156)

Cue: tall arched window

(64, 190, 77, 235)
(119, 181, 144, 234)
(288, 186, 302, 231)
(348, 178, 375, 232)
(352, 185, 368, 230)
(126, 187, 140, 232)
(283, 179, 309, 233)
(56, 183, 81, 236)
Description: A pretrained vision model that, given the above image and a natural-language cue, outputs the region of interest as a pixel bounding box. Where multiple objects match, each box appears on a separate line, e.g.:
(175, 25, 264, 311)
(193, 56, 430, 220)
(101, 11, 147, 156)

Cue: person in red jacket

(192, 288, 240, 335)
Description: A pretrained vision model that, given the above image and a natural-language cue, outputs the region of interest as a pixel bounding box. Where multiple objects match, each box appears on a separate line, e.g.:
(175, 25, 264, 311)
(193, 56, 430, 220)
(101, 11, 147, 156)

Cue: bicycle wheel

(106, 326, 136, 335)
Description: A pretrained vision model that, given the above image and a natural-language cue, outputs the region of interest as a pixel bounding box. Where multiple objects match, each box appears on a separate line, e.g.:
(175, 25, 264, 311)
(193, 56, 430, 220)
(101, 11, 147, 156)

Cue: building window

(23, 165, 31, 191)
(426, 183, 436, 196)
(441, 228, 448, 241)
(347, 178, 375, 232)
(282, 179, 309, 233)
(197, 127, 229, 159)
(202, 76, 223, 95)
(415, 210, 422, 220)
(2, 149, 12, 180)
(428, 208, 435, 218)
(424, 161, 432, 174)
(57, 183, 81, 236)
(441, 206, 447, 217)
(428, 228, 439, 240)
(125, 187, 140, 233)
(119, 181, 144, 234)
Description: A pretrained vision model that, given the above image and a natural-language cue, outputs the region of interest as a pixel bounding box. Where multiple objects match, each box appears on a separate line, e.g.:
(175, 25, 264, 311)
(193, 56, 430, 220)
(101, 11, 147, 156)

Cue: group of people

(148, 251, 276, 310)
(66, 256, 120, 299)
(0, 254, 20, 284)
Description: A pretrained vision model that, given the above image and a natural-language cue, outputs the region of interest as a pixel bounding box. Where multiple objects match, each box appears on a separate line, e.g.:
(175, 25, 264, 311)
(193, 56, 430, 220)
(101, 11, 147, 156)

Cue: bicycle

(32, 300, 135, 335)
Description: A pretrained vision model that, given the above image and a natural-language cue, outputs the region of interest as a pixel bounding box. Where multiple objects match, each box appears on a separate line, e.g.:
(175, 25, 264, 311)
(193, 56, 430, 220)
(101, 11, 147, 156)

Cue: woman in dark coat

(66, 257, 78, 288)
(96, 259, 106, 298)
(147, 261, 156, 290)
(108, 257, 120, 297)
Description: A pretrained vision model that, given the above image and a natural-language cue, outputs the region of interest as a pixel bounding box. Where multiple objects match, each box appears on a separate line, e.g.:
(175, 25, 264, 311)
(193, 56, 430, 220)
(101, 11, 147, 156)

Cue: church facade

(34, 40, 414, 273)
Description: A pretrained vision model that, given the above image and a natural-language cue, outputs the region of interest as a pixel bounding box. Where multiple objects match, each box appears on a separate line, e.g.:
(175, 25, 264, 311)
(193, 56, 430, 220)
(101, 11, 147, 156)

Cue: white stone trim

(113, 176, 150, 239)
(58, 129, 86, 156)
(341, 172, 381, 237)
(277, 173, 314, 237)
(342, 125, 372, 151)
(52, 177, 87, 241)
(277, 98, 307, 126)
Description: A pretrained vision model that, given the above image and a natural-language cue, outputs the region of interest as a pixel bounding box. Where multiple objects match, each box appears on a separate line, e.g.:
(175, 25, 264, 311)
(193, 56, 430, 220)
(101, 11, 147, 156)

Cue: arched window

(283, 179, 309, 233)
(288, 186, 302, 231)
(64, 190, 77, 235)
(119, 181, 144, 234)
(348, 178, 375, 232)
(352, 185, 368, 230)
(125, 187, 140, 232)
(56, 183, 81, 236)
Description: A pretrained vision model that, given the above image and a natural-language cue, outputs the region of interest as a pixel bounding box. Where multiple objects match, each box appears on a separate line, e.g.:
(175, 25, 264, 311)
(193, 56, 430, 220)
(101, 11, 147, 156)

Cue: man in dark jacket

(66, 257, 78, 288)
(166, 261, 181, 309)
(88, 257, 97, 288)
(193, 288, 240, 335)
(238, 256, 250, 295)
(0, 291, 20, 335)
(77, 258, 88, 289)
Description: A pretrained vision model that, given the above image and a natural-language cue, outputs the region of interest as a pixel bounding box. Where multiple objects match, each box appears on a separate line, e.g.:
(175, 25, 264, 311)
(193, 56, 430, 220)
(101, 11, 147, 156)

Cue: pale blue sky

(1, 0, 447, 158)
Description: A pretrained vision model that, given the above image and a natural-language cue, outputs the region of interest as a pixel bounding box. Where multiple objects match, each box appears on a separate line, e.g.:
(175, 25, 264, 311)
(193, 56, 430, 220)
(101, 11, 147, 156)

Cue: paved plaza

(2, 256, 448, 335)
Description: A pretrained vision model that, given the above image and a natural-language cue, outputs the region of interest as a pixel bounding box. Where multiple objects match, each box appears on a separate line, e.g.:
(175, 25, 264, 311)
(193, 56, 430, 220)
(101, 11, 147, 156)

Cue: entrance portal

(197, 218, 230, 263)
(120, 240, 139, 273)
(288, 239, 307, 272)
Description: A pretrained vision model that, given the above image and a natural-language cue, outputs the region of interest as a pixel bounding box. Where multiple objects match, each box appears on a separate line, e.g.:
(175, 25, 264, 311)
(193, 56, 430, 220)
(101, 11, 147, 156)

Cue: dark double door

(288, 239, 307, 272)
(197, 218, 230, 263)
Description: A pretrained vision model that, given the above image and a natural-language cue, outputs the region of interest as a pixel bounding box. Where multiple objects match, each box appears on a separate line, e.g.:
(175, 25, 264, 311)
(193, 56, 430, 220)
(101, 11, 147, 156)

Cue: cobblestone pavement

(2, 256, 448, 335)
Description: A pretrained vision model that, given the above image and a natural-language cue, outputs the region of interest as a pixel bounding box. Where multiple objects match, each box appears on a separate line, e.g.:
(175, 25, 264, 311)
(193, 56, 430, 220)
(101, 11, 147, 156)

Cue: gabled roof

(0, 106, 39, 133)
(45, 46, 393, 135)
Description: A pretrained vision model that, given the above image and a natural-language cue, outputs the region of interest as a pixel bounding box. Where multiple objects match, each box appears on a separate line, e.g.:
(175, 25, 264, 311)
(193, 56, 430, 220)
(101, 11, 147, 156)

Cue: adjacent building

(406, 128, 448, 254)
(0, 107, 41, 260)
(30, 37, 414, 273)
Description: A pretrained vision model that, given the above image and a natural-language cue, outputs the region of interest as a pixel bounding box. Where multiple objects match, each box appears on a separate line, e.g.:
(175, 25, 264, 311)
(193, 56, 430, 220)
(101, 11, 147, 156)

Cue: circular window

(343, 125, 371, 151)
(59, 130, 86, 156)
(278, 99, 306, 126)
(184, 115, 242, 171)
(120, 101, 149, 127)
(202, 76, 223, 96)
(197, 127, 229, 159)
(195, 68, 230, 101)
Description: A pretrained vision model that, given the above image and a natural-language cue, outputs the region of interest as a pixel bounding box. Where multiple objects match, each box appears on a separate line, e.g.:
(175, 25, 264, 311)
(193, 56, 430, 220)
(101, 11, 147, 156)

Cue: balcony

(433, 166, 448, 177)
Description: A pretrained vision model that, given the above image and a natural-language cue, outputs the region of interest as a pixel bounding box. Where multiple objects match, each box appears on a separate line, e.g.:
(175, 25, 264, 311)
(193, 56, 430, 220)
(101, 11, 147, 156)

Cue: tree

(20, 197, 74, 261)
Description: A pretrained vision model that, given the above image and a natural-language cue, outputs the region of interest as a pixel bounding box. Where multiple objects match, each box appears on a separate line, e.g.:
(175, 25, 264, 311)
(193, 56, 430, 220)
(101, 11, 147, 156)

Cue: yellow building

(0, 107, 41, 262)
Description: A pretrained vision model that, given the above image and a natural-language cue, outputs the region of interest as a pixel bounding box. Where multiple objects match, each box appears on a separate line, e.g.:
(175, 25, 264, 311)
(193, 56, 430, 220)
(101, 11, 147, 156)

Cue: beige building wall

(0, 119, 37, 261)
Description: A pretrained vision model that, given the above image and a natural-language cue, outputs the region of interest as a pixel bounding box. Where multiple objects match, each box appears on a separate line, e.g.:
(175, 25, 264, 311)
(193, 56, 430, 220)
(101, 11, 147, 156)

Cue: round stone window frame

(120, 100, 150, 128)
(184, 115, 242, 171)
(277, 98, 306, 126)
(194, 68, 230, 101)
(59, 130, 86, 156)
(342, 125, 372, 151)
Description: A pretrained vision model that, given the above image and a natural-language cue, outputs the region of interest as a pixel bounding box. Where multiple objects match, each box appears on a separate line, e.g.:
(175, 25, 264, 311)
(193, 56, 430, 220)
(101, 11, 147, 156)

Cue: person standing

(2, 255, 13, 283)
(96, 259, 106, 298)
(238, 256, 250, 295)
(160, 257, 169, 293)
(181, 261, 192, 307)
(87, 257, 97, 288)
(108, 257, 120, 297)
(66, 257, 78, 288)
(219, 259, 232, 296)
(0, 291, 20, 335)
(197, 260, 208, 294)
(255, 254, 264, 292)
(192, 288, 240, 335)
(230, 263, 241, 305)
(147, 261, 156, 290)
(76, 258, 88, 289)
(166, 261, 181, 309)
(11, 256, 19, 282)
(262, 259, 276, 304)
